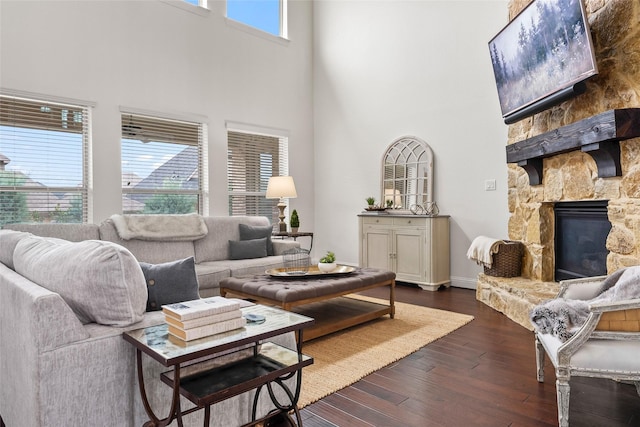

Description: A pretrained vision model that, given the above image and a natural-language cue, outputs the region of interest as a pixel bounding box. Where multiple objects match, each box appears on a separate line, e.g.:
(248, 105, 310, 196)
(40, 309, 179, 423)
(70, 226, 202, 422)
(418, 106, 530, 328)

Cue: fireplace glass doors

(554, 200, 611, 281)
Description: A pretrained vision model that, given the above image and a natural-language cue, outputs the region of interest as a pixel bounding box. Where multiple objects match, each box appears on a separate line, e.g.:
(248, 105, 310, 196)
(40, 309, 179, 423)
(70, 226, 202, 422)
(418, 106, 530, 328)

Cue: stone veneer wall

(477, 0, 640, 329)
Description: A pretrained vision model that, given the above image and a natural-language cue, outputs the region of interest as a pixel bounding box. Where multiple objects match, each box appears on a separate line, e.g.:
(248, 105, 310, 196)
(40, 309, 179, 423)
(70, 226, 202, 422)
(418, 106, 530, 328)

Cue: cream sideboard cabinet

(358, 213, 450, 291)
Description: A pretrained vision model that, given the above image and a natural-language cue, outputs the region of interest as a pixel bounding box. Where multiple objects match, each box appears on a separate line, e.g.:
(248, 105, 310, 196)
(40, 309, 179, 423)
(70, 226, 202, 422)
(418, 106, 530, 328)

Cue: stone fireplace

(476, 0, 640, 330)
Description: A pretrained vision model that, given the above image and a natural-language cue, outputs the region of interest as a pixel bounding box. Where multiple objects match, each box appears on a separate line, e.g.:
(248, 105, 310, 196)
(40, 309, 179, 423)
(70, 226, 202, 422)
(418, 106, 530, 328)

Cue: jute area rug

(297, 295, 474, 408)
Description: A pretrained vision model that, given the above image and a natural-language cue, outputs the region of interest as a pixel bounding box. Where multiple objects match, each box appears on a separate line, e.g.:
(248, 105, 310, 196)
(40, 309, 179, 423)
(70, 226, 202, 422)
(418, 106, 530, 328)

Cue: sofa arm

(1, 266, 89, 352)
(272, 239, 301, 256)
(1, 265, 89, 426)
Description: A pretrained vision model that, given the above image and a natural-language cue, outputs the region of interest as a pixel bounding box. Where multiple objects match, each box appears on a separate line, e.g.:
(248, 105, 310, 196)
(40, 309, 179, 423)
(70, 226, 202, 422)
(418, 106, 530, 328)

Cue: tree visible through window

(0, 95, 90, 226)
(121, 113, 205, 215)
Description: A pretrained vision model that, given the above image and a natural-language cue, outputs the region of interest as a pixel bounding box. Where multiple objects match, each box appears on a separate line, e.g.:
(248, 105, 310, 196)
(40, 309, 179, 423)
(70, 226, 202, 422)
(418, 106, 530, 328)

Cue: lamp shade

(266, 176, 297, 199)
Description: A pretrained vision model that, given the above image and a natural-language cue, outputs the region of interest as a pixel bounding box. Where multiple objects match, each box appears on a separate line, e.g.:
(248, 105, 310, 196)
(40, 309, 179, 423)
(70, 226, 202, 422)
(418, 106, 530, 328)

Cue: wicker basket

(483, 240, 523, 278)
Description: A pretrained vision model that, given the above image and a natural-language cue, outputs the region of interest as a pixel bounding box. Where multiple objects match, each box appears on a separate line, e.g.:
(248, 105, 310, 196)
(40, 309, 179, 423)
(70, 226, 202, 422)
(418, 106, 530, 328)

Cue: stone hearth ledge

(475, 274, 559, 330)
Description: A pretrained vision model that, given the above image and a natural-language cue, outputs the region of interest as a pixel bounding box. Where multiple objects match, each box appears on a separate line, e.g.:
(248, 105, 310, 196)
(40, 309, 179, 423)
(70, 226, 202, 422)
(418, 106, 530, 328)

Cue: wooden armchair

(534, 275, 640, 426)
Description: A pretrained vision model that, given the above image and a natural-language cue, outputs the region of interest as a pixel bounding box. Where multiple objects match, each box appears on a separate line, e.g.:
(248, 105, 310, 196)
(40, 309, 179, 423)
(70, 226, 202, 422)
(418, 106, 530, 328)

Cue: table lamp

(266, 176, 297, 232)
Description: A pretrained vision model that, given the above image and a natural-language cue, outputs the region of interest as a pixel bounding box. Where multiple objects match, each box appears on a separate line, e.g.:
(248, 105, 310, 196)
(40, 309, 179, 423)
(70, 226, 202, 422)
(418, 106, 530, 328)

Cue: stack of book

(163, 296, 246, 341)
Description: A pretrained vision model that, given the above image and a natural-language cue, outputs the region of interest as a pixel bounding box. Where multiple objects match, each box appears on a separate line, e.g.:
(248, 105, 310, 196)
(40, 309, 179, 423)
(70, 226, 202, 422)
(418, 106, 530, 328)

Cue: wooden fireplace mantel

(506, 108, 640, 185)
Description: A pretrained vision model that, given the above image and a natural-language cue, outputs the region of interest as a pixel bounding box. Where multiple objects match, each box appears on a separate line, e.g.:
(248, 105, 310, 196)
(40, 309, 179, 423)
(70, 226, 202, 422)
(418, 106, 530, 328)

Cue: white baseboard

(450, 275, 478, 290)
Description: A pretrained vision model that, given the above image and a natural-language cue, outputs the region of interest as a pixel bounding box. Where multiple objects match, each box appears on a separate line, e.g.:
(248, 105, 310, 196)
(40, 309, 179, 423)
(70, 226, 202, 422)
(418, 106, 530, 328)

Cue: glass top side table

(123, 304, 314, 427)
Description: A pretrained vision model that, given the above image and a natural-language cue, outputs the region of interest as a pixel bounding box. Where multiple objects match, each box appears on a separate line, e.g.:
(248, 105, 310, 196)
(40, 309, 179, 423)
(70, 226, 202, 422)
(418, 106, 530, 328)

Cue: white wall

(0, 0, 315, 224)
(1, 0, 511, 289)
(313, 0, 510, 288)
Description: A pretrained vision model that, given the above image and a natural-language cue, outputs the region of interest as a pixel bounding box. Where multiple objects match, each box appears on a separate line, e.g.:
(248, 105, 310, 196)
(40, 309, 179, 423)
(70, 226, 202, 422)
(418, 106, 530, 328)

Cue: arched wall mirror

(381, 136, 434, 210)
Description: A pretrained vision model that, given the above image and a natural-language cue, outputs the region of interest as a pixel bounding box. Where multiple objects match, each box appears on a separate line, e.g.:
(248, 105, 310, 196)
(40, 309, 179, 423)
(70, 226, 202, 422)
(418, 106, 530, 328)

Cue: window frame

(225, 0, 288, 41)
(163, 0, 210, 16)
(226, 122, 289, 224)
(0, 91, 93, 225)
(120, 109, 208, 216)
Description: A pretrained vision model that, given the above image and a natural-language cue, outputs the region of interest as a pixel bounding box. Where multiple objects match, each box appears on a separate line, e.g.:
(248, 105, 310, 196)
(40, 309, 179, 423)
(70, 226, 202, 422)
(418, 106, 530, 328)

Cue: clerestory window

(121, 112, 206, 215)
(226, 0, 287, 38)
(0, 94, 91, 225)
(183, 0, 204, 6)
(227, 126, 289, 225)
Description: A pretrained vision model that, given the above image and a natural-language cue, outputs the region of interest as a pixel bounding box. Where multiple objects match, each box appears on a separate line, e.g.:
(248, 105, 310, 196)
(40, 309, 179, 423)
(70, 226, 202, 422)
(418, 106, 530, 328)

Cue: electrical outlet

(485, 179, 496, 191)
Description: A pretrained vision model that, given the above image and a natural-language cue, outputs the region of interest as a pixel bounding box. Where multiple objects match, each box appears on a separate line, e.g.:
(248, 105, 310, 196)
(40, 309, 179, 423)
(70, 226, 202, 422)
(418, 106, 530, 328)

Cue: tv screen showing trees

(489, 0, 598, 121)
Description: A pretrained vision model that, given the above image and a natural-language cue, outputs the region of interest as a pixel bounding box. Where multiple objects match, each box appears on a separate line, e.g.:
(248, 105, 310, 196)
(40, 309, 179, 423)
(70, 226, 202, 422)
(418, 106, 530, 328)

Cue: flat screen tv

(488, 0, 598, 124)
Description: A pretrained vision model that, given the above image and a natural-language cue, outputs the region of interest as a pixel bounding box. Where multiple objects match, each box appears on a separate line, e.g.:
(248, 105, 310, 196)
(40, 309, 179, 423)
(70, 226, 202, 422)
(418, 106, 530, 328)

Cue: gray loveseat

(0, 215, 300, 427)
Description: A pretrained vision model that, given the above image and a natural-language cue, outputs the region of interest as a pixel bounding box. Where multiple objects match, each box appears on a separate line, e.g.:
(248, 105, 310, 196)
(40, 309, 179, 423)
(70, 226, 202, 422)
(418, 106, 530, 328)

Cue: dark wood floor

(292, 284, 640, 427)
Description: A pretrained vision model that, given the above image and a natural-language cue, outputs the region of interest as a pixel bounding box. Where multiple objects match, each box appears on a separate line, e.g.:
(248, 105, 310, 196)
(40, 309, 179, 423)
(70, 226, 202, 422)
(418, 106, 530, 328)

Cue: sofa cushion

(99, 218, 196, 264)
(225, 255, 286, 277)
(0, 229, 31, 270)
(13, 236, 147, 326)
(3, 222, 100, 241)
(194, 216, 272, 263)
(193, 263, 232, 296)
(239, 224, 274, 256)
(229, 238, 268, 260)
(140, 257, 200, 312)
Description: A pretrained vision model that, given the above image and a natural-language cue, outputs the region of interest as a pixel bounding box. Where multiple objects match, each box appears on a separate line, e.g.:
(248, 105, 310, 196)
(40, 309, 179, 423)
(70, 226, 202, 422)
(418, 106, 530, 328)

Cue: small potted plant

(290, 209, 300, 233)
(366, 197, 376, 207)
(385, 199, 394, 208)
(318, 251, 337, 273)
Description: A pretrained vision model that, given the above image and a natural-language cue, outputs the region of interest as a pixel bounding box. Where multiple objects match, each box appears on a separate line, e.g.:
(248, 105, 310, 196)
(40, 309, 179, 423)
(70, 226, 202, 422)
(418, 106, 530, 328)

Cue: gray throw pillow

(229, 238, 268, 260)
(239, 224, 274, 256)
(140, 257, 200, 312)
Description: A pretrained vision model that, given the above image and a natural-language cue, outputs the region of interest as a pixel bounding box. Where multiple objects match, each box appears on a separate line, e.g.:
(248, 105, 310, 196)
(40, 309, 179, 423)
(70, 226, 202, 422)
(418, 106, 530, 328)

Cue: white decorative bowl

(317, 262, 337, 273)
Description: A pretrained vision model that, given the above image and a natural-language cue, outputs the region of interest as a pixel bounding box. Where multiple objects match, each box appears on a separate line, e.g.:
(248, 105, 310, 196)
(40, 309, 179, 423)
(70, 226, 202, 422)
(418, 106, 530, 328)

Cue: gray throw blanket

(530, 267, 640, 342)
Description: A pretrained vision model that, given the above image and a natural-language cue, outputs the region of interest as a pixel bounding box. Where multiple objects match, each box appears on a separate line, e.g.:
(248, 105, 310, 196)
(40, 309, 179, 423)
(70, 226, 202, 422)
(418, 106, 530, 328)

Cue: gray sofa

(4, 215, 300, 298)
(0, 215, 300, 427)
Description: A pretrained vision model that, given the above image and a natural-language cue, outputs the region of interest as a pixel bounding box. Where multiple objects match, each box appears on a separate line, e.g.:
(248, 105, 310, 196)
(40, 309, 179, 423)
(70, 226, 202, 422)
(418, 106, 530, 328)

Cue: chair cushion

(140, 257, 200, 312)
(13, 236, 147, 326)
(538, 331, 640, 373)
(229, 238, 268, 260)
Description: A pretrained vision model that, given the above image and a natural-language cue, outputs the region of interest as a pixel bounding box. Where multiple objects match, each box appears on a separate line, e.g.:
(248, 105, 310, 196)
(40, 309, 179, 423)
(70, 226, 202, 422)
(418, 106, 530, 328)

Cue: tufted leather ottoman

(220, 267, 395, 341)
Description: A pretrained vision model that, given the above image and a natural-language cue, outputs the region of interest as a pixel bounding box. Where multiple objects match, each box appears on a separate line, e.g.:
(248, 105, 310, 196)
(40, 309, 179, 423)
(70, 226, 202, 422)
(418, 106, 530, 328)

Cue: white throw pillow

(14, 236, 147, 326)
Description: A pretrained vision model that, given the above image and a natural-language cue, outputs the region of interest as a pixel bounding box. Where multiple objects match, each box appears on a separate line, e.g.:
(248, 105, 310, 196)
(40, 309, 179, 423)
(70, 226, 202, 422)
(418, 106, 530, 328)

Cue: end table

(123, 305, 314, 427)
(272, 231, 314, 251)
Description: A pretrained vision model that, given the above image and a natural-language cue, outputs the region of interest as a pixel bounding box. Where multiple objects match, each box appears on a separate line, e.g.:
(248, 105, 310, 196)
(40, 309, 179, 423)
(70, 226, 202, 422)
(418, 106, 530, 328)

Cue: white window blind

(121, 113, 204, 215)
(0, 95, 90, 225)
(227, 130, 289, 223)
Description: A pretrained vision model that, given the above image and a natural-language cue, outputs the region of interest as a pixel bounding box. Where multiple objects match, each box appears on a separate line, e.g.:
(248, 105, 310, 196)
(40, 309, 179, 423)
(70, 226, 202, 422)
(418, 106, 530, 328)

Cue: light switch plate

(485, 179, 496, 191)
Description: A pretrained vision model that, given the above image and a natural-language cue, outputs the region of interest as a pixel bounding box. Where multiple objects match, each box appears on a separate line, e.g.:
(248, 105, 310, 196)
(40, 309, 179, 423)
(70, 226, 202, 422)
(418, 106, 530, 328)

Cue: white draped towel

(110, 213, 208, 241)
(466, 236, 504, 268)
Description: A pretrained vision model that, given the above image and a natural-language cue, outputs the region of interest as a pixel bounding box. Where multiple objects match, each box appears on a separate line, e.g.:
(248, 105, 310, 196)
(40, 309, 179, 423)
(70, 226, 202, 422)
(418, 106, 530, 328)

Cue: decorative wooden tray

(266, 265, 356, 278)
